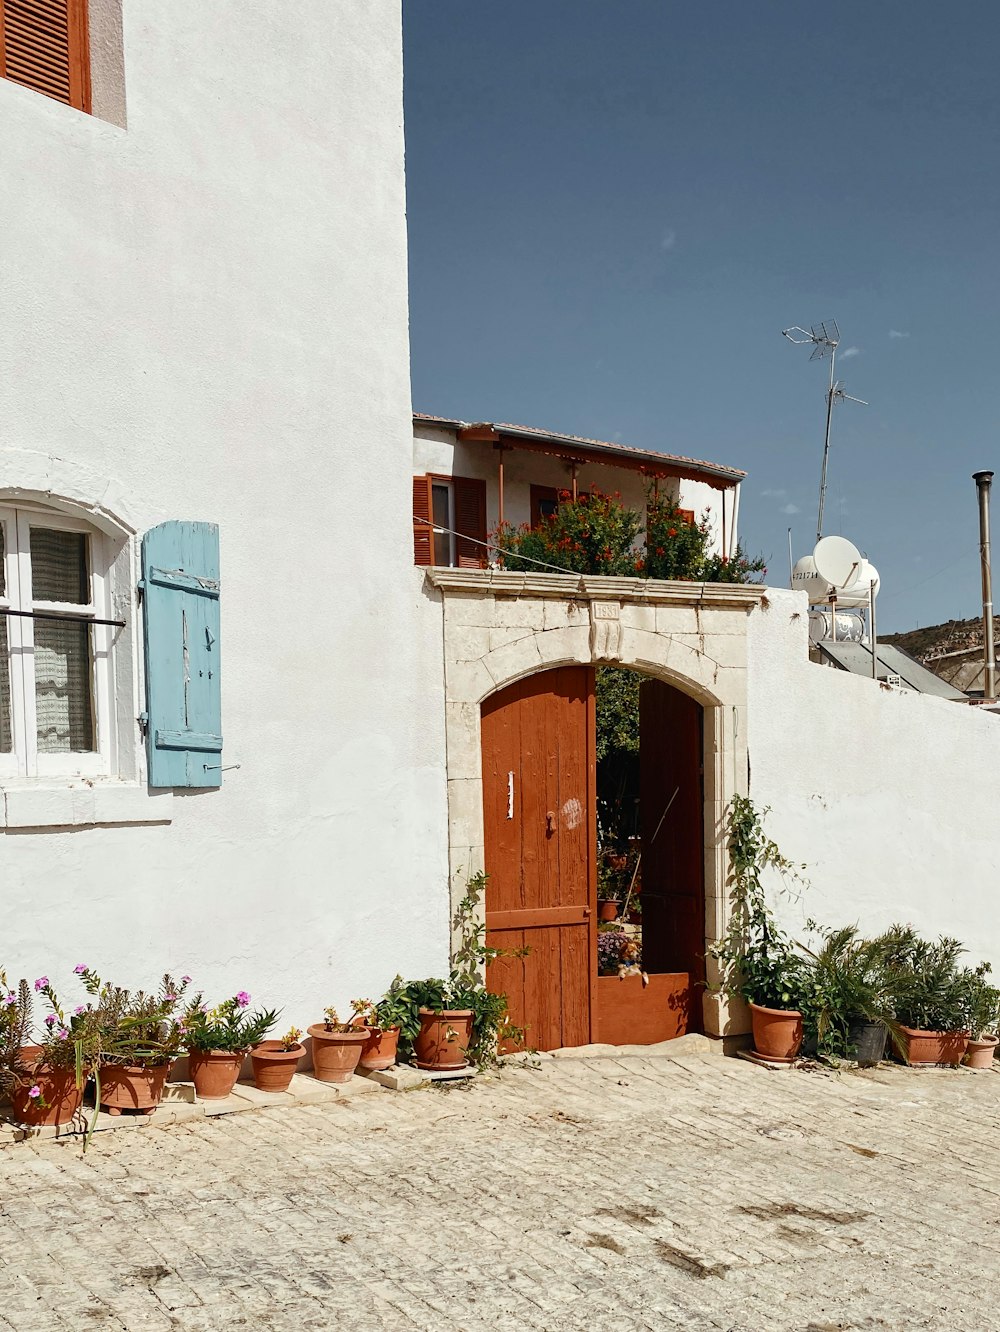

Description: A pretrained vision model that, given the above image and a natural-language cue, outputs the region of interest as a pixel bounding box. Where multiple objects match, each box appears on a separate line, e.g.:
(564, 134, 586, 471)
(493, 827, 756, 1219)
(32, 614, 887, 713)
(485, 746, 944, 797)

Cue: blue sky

(403, 2, 1000, 632)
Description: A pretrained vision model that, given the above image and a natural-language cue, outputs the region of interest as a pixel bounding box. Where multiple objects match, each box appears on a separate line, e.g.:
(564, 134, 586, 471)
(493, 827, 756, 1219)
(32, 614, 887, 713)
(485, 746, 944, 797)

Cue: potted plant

(874, 926, 970, 1066)
(71, 967, 190, 1116)
(710, 797, 811, 1062)
(801, 924, 893, 1066)
(251, 1026, 305, 1092)
(182, 992, 279, 1099)
(5, 973, 105, 1129)
(354, 985, 407, 1071)
(392, 873, 525, 1072)
(307, 1003, 369, 1083)
(960, 964, 1000, 1069)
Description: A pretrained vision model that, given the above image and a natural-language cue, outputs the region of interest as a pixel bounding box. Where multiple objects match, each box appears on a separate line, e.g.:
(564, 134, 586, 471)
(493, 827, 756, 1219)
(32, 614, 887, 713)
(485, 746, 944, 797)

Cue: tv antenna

(782, 320, 867, 542)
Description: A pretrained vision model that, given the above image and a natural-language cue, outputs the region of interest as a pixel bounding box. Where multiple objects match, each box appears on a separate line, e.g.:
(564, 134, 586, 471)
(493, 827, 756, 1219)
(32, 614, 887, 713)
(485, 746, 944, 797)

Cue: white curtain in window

(30, 528, 94, 754)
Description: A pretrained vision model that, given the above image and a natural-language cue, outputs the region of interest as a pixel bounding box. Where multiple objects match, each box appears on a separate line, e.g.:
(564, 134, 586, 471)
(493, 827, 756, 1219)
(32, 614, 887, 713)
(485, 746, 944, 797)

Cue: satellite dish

(813, 535, 863, 592)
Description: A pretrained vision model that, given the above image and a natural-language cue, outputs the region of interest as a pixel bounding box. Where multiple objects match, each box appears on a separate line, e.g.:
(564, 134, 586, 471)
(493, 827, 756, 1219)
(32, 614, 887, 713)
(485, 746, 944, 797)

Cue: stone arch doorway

(480, 663, 705, 1051)
(427, 568, 763, 1038)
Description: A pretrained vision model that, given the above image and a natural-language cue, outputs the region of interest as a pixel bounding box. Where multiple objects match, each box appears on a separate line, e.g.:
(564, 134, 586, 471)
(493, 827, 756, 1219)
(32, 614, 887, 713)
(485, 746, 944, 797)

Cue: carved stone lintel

(589, 600, 622, 661)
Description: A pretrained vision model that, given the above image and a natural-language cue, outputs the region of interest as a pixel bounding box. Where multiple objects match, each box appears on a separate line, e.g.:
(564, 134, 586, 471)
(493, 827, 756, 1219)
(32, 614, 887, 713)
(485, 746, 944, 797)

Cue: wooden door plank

(489, 906, 591, 930)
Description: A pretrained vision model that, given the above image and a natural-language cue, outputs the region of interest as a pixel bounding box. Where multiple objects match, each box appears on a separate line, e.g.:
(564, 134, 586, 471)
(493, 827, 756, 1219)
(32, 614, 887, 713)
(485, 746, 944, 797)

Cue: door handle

(545, 810, 555, 836)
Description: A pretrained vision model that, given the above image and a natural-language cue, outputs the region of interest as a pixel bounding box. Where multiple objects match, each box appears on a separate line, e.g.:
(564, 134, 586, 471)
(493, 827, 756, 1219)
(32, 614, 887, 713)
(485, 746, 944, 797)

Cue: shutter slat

(0, 0, 90, 112)
(453, 477, 488, 569)
(412, 475, 433, 567)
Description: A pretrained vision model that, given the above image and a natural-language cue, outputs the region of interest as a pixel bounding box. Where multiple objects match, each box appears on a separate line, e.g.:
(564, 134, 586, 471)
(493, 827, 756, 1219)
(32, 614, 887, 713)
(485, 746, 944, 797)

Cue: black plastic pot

(848, 1019, 887, 1067)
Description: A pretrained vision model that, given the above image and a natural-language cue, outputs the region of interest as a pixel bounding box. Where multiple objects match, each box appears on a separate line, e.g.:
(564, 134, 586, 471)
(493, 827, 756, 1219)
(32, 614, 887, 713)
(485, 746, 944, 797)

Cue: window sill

(0, 783, 173, 830)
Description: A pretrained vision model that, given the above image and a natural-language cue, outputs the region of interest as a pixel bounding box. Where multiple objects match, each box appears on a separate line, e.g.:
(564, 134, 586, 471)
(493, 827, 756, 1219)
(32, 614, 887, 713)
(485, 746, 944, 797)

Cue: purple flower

(164, 993, 177, 1003)
(235, 991, 250, 1009)
(73, 964, 87, 976)
(33, 977, 49, 992)
(44, 1014, 57, 1027)
(27, 1085, 41, 1099)
(57, 1028, 69, 1040)
(73, 1005, 85, 1016)
(2, 993, 15, 1007)
(181, 976, 192, 985)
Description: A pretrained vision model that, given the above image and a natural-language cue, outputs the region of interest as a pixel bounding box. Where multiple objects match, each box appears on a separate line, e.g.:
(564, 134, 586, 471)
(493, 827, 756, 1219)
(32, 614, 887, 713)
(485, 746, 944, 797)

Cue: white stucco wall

(0, 3, 450, 1024)
(413, 424, 733, 554)
(747, 588, 1000, 971)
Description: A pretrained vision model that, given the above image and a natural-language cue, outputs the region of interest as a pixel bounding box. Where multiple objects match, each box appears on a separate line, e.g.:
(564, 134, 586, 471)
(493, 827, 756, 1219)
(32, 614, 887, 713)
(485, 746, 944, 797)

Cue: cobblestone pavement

(2, 1051, 999, 1331)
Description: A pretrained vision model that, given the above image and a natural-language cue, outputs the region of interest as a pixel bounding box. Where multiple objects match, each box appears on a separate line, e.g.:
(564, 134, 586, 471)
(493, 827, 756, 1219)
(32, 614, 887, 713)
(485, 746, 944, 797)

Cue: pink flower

(165, 993, 177, 1003)
(73, 1005, 85, 1016)
(27, 1085, 41, 1099)
(73, 964, 87, 976)
(34, 977, 49, 992)
(181, 976, 192, 985)
(2, 993, 15, 1006)
(57, 1028, 69, 1040)
(44, 1015, 57, 1027)
(235, 992, 250, 1009)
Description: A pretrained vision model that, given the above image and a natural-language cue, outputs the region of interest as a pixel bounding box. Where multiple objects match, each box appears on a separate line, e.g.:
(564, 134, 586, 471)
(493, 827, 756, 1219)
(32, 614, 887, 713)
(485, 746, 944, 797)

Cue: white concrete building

(0, 1, 449, 1022)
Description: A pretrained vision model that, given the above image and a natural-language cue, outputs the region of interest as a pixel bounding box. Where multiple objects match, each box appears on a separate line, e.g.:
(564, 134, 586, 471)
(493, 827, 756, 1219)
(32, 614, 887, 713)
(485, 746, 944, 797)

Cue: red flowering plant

(645, 489, 766, 584)
(492, 487, 643, 576)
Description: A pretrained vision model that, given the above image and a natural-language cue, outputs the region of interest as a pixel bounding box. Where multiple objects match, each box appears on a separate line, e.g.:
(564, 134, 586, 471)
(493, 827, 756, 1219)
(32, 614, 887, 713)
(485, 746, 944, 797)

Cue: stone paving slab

(1, 1054, 998, 1330)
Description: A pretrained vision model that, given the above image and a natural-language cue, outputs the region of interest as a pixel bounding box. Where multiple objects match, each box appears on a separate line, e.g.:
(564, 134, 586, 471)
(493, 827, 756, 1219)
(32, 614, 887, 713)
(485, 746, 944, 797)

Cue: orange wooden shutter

(412, 475, 433, 567)
(0, 0, 91, 112)
(454, 476, 487, 568)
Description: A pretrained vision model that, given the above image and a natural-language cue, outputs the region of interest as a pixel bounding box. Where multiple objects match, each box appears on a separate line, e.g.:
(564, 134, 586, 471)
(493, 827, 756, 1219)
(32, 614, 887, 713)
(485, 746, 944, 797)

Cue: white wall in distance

(0, 3, 450, 1022)
(747, 588, 1000, 970)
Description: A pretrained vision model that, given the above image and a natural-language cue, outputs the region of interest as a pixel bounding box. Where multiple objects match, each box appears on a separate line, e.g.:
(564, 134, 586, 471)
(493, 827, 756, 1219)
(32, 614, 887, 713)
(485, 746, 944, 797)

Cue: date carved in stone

(589, 600, 622, 661)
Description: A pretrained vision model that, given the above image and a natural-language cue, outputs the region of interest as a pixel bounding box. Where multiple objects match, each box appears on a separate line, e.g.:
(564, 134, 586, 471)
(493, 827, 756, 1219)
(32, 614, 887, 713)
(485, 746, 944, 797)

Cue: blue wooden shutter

(141, 522, 222, 788)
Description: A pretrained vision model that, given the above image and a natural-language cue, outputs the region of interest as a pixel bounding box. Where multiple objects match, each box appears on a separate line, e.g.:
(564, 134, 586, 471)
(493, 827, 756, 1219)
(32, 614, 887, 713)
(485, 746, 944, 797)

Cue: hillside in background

(883, 617, 982, 665)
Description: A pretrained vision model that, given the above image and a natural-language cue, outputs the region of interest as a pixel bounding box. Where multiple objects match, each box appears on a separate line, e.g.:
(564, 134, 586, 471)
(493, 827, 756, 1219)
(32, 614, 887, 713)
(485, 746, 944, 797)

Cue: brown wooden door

(482, 666, 596, 1052)
(639, 680, 705, 1030)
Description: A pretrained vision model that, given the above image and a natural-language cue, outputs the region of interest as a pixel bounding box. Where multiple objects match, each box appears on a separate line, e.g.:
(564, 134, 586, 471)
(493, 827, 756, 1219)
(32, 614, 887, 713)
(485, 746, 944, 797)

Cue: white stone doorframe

(427, 569, 765, 1037)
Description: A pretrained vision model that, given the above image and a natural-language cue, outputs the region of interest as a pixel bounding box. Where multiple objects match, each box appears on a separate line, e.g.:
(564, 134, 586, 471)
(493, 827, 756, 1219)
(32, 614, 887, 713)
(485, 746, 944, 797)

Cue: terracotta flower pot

(749, 1001, 803, 1063)
(359, 1027, 400, 1072)
(250, 1041, 304, 1092)
(188, 1049, 245, 1100)
(598, 900, 620, 923)
(963, 1035, 999, 1069)
(307, 1024, 369, 1083)
(99, 1062, 172, 1115)
(10, 1048, 85, 1127)
(898, 1025, 968, 1067)
(413, 1008, 474, 1071)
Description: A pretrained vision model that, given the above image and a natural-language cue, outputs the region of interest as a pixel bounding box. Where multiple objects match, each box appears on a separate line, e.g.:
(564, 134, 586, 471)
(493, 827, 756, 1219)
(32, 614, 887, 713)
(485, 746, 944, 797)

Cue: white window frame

(430, 478, 457, 568)
(0, 502, 115, 780)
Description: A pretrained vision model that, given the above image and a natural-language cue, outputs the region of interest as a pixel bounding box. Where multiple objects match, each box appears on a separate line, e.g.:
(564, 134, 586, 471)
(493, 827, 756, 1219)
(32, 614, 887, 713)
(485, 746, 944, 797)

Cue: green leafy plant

(493, 487, 643, 577)
(492, 485, 767, 585)
(709, 796, 812, 1011)
(181, 992, 278, 1053)
(385, 872, 527, 1068)
(1, 971, 32, 1102)
(960, 964, 1000, 1041)
(321, 1001, 368, 1033)
(870, 925, 970, 1037)
(798, 924, 894, 1057)
(74, 968, 190, 1068)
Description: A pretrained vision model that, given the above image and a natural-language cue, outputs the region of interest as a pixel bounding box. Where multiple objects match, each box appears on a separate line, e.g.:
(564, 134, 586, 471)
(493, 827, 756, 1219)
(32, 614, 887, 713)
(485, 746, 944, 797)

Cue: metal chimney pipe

(973, 470, 996, 702)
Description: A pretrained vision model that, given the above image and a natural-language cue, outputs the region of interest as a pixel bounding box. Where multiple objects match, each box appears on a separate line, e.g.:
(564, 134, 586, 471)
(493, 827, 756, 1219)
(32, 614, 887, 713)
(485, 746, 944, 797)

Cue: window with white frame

(0, 504, 114, 778)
